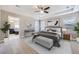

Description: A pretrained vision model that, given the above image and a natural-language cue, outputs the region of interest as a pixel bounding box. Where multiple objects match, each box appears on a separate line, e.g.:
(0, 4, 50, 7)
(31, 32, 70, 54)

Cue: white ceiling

(0, 5, 79, 19)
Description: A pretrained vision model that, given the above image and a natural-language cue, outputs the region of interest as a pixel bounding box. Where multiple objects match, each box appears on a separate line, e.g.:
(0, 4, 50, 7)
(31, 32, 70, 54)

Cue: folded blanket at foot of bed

(33, 36, 53, 50)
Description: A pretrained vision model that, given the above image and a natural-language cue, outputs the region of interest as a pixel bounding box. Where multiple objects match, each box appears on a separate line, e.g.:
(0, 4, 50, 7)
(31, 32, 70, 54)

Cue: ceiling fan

(34, 5, 50, 13)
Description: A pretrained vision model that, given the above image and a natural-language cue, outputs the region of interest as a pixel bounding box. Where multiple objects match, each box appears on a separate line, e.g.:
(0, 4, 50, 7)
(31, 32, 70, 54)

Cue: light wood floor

(0, 34, 79, 54)
(71, 41, 79, 54)
(0, 35, 38, 54)
(17, 39, 38, 54)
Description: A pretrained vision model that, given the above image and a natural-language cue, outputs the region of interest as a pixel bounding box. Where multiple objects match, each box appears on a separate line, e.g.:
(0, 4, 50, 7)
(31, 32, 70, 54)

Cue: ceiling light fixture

(33, 5, 50, 14)
(40, 11, 44, 13)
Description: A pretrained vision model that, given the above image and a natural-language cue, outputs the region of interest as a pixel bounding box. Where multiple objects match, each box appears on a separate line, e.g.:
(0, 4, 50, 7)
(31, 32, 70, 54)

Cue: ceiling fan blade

(44, 7, 50, 10)
(44, 11, 49, 13)
(38, 6, 43, 10)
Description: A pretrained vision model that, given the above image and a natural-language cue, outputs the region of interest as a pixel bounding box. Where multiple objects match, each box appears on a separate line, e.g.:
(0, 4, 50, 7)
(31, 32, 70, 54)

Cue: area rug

(23, 37, 72, 54)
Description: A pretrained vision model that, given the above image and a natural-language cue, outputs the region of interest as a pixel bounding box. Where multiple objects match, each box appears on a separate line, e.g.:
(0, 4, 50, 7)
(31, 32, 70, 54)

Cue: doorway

(8, 16, 20, 40)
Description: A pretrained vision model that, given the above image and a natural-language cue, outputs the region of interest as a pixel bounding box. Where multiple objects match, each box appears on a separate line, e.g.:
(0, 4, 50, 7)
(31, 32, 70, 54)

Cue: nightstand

(63, 33, 70, 40)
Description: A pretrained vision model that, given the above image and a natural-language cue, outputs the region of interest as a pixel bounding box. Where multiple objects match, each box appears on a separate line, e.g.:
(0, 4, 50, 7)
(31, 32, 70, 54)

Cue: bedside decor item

(74, 22, 79, 41)
(0, 22, 10, 38)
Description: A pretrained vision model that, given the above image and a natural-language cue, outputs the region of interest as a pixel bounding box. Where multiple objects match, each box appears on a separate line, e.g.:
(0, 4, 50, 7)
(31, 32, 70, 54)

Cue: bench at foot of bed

(33, 36, 54, 50)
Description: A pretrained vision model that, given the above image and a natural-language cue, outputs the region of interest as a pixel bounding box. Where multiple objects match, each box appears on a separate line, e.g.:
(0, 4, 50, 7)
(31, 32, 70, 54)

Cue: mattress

(33, 36, 53, 49)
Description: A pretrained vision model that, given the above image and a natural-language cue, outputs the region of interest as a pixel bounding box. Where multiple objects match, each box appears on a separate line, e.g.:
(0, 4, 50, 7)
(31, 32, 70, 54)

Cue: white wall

(19, 16, 35, 37)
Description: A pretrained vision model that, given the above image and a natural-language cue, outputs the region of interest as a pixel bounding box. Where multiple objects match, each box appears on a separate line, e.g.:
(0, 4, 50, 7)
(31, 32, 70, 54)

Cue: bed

(32, 31, 60, 50)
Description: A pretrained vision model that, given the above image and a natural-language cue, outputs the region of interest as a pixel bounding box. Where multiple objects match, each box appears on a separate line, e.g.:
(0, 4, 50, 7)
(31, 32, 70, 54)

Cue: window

(63, 17, 76, 30)
(35, 20, 40, 32)
(35, 20, 45, 32)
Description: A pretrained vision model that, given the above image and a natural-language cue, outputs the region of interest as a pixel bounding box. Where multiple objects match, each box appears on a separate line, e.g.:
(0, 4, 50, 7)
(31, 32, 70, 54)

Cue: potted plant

(74, 22, 79, 41)
(0, 22, 10, 38)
